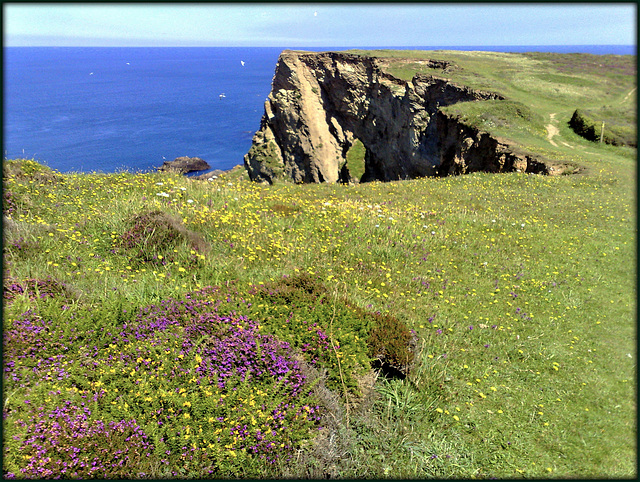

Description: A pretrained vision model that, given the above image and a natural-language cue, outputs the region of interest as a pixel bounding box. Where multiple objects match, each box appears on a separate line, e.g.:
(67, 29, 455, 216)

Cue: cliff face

(436, 112, 549, 176)
(244, 50, 547, 184)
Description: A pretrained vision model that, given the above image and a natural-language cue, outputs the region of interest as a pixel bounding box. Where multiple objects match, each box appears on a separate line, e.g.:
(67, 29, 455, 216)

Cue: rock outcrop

(159, 156, 210, 174)
(436, 111, 548, 175)
(244, 50, 549, 183)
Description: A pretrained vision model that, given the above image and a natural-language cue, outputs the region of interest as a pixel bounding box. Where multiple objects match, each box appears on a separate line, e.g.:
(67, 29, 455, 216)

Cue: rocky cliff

(244, 50, 549, 184)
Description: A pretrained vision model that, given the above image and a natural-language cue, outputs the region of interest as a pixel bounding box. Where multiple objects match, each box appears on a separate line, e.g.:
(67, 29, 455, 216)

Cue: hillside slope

(244, 49, 635, 183)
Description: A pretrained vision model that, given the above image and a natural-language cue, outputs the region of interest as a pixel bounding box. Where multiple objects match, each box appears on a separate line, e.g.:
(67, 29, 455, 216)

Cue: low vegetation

(569, 108, 636, 147)
(3, 49, 636, 478)
(343, 139, 367, 182)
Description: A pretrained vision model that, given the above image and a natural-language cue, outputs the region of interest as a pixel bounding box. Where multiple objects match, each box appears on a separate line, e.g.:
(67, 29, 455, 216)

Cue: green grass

(346, 49, 636, 170)
(2, 49, 636, 478)
(345, 139, 366, 181)
(3, 149, 635, 478)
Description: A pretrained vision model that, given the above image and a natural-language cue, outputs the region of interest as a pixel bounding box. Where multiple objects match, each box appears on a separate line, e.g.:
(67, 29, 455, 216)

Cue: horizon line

(5, 43, 636, 48)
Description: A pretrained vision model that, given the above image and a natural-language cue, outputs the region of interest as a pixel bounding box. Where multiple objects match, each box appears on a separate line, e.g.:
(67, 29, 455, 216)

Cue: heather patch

(190, 276, 417, 396)
(4, 403, 155, 479)
(2, 278, 417, 478)
(3, 294, 323, 478)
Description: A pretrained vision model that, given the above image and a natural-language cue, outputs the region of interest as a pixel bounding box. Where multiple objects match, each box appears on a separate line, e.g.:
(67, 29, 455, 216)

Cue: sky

(2, 2, 637, 48)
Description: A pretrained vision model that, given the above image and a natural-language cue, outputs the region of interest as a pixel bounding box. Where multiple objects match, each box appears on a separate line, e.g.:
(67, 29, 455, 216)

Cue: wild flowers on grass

(3, 285, 327, 478)
(5, 403, 154, 479)
(2, 157, 635, 478)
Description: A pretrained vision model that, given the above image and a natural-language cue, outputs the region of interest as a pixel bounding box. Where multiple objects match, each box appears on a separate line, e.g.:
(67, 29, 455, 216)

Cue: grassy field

(2, 49, 636, 478)
(350, 48, 636, 170)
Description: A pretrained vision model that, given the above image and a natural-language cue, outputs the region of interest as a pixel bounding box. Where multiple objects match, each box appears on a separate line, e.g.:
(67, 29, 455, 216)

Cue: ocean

(3, 45, 635, 175)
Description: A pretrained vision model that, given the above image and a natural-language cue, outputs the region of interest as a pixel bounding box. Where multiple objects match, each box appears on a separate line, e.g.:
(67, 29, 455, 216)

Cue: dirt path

(546, 113, 559, 146)
(546, 113, 575, 150)
(622, 87, 637, 103)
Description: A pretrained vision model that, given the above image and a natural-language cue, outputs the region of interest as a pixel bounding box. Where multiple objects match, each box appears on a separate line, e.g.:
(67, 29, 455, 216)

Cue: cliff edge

(244, 50, 550, 184)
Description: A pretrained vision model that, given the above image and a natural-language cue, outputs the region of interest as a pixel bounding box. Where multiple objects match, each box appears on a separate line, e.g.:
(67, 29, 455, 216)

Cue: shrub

(367, 311, 418, 379)
(245, 275, 417, 386)
(5, 403, 155, 479)
(569, 109, 599, 142)
(257, 272, 328, 303)
(117, 210, 209, 265)
(569, 109, 637, 147)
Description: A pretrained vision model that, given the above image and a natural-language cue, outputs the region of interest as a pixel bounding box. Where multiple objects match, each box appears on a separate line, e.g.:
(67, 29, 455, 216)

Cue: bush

(569, 109, 636, 147)
(117, 210, 209, 265)
(569, 109, 599, 142)
(367, 311, 418, 378)
(246, 275, 418, 386)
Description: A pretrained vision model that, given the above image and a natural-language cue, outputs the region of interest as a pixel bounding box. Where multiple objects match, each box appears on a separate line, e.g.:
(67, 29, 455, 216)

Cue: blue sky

(3, 3, 637, 47)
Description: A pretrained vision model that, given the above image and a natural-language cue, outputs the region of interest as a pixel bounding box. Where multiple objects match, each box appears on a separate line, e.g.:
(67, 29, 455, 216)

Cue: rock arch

(244, 51, 548, 184)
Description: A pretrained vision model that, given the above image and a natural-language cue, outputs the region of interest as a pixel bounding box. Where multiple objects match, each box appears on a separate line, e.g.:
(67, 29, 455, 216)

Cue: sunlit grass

(2, 46, 636, 480)
(3, 145, 635, 478)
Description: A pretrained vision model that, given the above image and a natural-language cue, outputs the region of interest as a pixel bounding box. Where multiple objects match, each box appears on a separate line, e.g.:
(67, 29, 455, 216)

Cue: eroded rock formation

(436, 112, 549, 175)
(244, 50, 550, 183)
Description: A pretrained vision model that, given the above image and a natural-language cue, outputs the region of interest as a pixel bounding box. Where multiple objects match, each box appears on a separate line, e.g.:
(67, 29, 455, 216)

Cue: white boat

(219, 93, 226, 99)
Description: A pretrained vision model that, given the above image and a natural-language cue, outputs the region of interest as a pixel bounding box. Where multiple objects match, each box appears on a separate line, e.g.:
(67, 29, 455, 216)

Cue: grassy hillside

(2, 49, 636, 478)
(349, 49, 636, 173)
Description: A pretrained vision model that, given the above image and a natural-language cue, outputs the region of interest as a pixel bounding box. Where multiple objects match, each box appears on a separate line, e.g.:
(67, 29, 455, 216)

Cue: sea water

(3, 45, 635, 175)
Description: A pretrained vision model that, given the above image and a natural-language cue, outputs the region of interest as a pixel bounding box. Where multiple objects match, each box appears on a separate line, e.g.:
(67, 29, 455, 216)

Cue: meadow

(2, 49, 637, 478)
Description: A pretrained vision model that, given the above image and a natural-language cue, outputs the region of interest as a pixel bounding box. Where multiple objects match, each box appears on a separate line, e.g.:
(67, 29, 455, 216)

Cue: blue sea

(3, 45, 636, 175)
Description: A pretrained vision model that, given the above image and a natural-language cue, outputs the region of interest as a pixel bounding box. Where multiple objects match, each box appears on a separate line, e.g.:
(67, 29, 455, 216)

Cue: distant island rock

(158, 156, 211, 174)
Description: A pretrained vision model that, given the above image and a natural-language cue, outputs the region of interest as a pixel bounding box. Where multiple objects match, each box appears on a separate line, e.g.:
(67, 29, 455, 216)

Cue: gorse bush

(367, 311, 417, 378)
(265, 272, 328, 300)
(247, 274, 418, 390)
